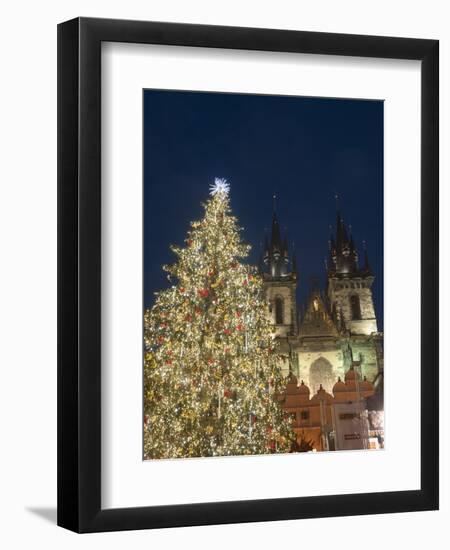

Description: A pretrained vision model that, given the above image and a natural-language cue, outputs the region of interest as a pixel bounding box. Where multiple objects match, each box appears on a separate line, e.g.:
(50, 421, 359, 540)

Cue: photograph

(0, 1, 441, 542)
(142, 90, 384, 459)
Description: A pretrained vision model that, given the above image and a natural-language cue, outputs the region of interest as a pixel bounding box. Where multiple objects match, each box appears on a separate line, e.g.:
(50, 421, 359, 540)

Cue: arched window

(275, 296, 284, 325)
(309, 357, 334, 393)
(350, 294, 362, 320)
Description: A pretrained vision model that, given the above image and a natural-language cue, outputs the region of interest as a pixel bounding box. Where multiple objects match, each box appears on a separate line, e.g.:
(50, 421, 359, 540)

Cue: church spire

(262, 195, 294, 279)
(328, 196, 359, 276)
(270, 195, 282, 253)
(326, 198, 378, 335)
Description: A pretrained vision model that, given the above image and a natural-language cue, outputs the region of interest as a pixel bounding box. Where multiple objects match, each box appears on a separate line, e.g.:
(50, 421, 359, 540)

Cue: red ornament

(185, 314, 192, 322)
(157, 336, 164, 344)
(165, 359, 172, 365)
(179, 287, 185, 293)
(243, 279, 248, 286)
(207, 358, 214, 365)
(187, 239, 193, 246)
(195, 307, 202, 315)
(236, 324, 243, 331)
(223, 329, 231, 336)
(235, 311, 241, 318)
(198, 289, 209, 298)
(224, 389, 233, 398)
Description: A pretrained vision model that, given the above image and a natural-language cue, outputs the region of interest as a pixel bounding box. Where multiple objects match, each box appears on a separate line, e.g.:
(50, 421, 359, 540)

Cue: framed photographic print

(57, 17, 439, 532)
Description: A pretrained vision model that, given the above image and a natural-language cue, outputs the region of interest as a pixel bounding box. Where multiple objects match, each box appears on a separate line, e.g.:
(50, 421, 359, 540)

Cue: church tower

(327, 204, 378, 336)
(261, 197, 298, 337)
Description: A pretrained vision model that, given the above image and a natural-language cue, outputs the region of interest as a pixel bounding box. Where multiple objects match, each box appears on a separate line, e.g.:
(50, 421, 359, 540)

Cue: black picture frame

(57, 17, 439, 533)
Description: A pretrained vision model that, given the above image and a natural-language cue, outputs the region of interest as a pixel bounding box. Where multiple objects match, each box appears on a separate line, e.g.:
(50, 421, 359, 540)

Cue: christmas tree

(144, 178, 294, 459)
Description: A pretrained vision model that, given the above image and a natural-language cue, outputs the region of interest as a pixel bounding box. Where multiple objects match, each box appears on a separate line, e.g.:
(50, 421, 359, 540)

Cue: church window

(275, 296, 284, 324)
(350, 294, 362, 320)
(309, 357, 334, 393)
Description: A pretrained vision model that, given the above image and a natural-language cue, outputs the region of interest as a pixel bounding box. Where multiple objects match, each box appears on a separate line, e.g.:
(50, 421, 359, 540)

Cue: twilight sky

(143, 90, 384, 328)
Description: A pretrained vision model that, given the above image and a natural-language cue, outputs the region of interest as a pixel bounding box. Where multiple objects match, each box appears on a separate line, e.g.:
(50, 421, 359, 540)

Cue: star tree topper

(209, 177, 230, 197)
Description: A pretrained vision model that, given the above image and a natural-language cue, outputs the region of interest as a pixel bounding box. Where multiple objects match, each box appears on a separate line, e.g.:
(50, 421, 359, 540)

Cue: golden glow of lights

(143, 188, 295, 459)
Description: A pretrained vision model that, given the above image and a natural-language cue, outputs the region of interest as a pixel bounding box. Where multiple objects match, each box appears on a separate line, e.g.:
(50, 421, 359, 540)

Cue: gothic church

(260, 201, 384, 398)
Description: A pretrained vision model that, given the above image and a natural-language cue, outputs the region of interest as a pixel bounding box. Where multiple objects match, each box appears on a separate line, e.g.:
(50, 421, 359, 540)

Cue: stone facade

(264, 279, 297, 338)
(328, 275, 378, 335)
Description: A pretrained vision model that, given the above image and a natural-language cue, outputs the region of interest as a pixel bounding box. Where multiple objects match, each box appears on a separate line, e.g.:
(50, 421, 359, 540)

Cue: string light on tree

(144, 178, 294, 459)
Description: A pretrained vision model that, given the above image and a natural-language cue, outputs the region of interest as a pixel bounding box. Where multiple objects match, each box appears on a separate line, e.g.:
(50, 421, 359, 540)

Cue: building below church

(260, 199, 384, 451)
(280, 365, 384, 452)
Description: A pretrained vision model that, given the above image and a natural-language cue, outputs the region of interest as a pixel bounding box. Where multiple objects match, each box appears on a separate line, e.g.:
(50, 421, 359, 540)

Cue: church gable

(299, 292, 339, 338)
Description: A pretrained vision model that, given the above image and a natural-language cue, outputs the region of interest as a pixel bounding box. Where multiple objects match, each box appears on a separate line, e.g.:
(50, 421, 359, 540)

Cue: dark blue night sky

(143, 90, 384, 329)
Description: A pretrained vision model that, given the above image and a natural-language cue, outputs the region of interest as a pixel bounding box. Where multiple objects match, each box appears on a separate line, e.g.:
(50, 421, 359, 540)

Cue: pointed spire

(328, 195, 365, 276)
(334, 193, 344, 251)
(270, 205, 282, 252)
(340, 218, 349, 246)
(262, 195, 292, 278)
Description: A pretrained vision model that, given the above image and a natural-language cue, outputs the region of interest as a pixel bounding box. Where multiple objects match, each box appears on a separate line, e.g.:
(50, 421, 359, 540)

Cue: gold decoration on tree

(144, 180, 294, 459)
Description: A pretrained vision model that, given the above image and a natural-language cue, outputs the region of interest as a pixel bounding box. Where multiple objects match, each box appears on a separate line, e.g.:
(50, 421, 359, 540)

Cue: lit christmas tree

(144, 179, 294, 459)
